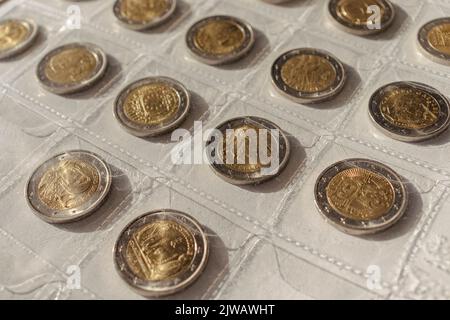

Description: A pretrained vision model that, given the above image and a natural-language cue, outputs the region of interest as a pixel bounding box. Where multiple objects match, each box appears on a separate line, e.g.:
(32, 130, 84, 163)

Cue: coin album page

(0, 0, 450, 300)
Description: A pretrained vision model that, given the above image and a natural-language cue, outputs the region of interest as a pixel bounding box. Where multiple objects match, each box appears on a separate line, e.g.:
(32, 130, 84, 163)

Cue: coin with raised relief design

(26, 150, 112, 224)
(369, 81, 450, 142)
(114, 76, 191, 137)
(418, 17, 450, 66)
(328, 0, 395, 36)
(186, 15, 255, 65)
(114, 209, 209, 297)
(206, 116, 290, 185)
(113, 0, 177, 30)
(37, 42, 108, 95)
(0, 18, 38, 59)
(271, 48, 346, 104)
(315, 159, 408, 235)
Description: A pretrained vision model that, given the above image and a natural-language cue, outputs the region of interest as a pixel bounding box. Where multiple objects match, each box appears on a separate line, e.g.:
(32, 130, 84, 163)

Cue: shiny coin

(328, 0, 395, 36)
(271, 48, 346, 104)
(114, 76, 190, 137)
(113, 0, 177, 30)
(315, 158, 408, 235)
(0, 19, 38, 59)
(206, 116, 290, 185)
(186, 15, 255, 65)
(114, 209, 209, 297)
(37, 42, 108, 95)
(26, 150, 112, 224)
(369, 81, 450, 142)
(418, 17, 450, 66)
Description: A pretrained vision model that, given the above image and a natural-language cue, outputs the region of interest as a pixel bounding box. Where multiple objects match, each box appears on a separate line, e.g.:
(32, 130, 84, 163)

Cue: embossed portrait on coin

(222, 124, 273, 174)
(0, 21, 29, 51)
(123, 83, 180, 125)
(45, 48, 97, 85)
(336, 0, 386, 25)
(126, 221, 195, 281)
(194, 20, 245, 55)
(281, 54, 337, 93)
(38, 159, 100, 210)
(428, 23, 450, 55)
(380, 88, 440, 129)
(326, 167, 395, 221)
(120, 0, 170, 23)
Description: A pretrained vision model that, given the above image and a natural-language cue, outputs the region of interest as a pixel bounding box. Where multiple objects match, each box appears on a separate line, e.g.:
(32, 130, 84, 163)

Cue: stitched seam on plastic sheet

(211, 237, 263, 299)
(6, 87, 405, 289)
(394, 186, 450, 288)
(0, 129, 70, 198)
(0, 227, 99, 300)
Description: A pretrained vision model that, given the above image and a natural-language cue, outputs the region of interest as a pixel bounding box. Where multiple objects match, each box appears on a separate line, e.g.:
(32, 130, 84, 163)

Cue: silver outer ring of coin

(314, 158, 408, 236)
(369, 81, 450, 142)
(205, 116, 291, 185)
(0, 19, 38, 60)
(113, 209, 209, 297)
(327, 0, 396, 36)
(271, 48, 346, 104)
(417, 17, 450, 66)
(36, 42, 108, 95)
(25, 150, 112, 224)
(114, 76, 191, 137)
(113, 0, 177, 30)
(186, 15, 255, 65)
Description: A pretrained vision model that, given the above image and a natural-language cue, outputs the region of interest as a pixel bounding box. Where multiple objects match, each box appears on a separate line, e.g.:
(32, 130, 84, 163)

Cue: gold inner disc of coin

(281, 54, 337, 93)
(38, 159, 100, 211)
(194, 20, 245, 56)
(427, 22, 450, 56)
(380, 87, 440, 130)
(125, 220, 196, 281)
(336, 0, 386, 26)
(123, 83, 180, 126)
(326, 167, 395, 221)
(0, 20, 30, 51)
(119, 0, 171, 23)
(44, 47, 98, 85)
(222, 124, 272, 174)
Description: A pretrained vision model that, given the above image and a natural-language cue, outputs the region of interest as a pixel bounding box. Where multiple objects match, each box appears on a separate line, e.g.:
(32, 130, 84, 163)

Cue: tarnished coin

(114, 76, 190, 137)
(315, 159, 408, 235)
(26, 150, 112, 224)
(206, 116, 290, 185)
(328, 0, 395, 36)
(113, 209, 209, 297)
(37, 42, 108, 95)
(113, 0, 177, 30)
(418, 17, 450, 66)
(0, 19, 38, 59)
(186, 15, 255, 65)
(369, 81, 450, 142)
(271, 48, 346, 104)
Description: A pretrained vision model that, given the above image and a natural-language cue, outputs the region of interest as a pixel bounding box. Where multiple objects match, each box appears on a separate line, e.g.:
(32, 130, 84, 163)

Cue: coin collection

(0, 0, 447, 297)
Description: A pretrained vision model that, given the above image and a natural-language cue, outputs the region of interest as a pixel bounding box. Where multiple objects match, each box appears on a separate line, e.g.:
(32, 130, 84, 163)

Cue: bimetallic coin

(186, 15, 255, 65)
(37, 42, 108, 95)
(206, 116, 290, 185)
(114, 209, 209, 297)
(418, 18, 450, 66)
(26, 150, 112, 224)
(271, 48, 346, 104)
(328, 0, 395, 36)
(0, 19, 38, 60)
(369, 81, 450, 142)
(315, 159, 408, 235)
(114, 76, 190, 137)
(113, 0, 177, 30)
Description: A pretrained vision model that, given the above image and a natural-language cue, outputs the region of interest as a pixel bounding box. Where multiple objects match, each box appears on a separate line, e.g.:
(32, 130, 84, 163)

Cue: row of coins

(25, 149, 408, 296)
(2, 30, 448, 142)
